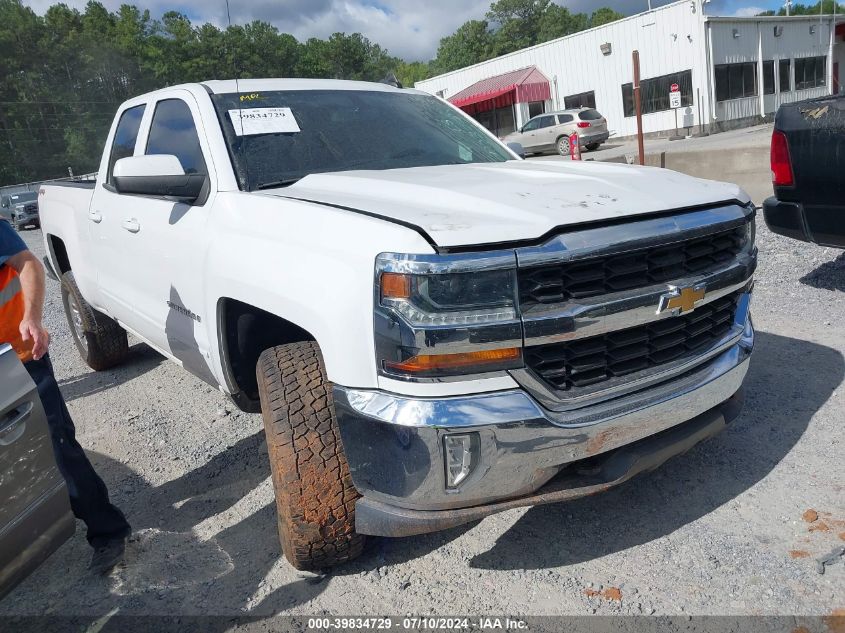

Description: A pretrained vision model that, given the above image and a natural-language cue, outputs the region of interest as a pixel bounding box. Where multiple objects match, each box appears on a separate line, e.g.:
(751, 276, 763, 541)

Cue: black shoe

(89, 538, 126, 575)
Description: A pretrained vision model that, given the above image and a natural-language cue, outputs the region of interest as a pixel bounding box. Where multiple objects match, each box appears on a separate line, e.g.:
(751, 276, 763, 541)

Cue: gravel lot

(1, 202, 843, 621)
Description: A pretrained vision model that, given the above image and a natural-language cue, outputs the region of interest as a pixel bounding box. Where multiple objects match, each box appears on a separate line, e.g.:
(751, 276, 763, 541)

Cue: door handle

(0, 402, 32, 446)
(88, 210, 102, 223)
(122, 218, 140, 233)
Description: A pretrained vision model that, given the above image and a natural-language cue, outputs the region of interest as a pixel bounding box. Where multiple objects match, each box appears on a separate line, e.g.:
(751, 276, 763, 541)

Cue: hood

(261, 160, 749, 248)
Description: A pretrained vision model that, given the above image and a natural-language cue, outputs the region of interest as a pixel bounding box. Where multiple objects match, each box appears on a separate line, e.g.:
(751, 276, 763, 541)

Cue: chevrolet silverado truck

(39, 79, 757, 570)
(764, 94, 845, 248)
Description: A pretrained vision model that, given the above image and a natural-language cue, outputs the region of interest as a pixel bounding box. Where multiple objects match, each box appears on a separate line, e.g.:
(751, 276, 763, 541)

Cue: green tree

(589, 7, 624, 27)
(432, 20, 494, 74)
(537, 4, 588, 41)
(487, 0, 550, 53)
(395, 60, 432, 88)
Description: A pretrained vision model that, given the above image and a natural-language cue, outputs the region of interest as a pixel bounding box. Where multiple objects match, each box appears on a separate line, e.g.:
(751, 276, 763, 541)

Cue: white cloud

(732, 5, 768, 15)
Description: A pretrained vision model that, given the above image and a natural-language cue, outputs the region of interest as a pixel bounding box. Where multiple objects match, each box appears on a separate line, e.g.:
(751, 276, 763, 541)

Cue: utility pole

(633, 50, 645, 166)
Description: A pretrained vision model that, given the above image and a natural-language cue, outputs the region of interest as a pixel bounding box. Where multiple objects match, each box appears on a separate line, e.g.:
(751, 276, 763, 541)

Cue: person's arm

(6, 250, 50, 360)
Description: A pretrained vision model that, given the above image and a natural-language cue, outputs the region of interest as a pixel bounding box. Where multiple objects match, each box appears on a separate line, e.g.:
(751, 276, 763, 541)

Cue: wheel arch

(46, 234, 71, 275)
(217, 297, 317, 413)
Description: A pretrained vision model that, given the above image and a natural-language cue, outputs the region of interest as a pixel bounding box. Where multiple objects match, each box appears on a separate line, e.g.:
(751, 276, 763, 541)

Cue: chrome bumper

(335, 308, 753, 532)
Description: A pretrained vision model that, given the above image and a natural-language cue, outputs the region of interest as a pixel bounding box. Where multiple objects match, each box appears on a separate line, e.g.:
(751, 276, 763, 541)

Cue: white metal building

(415, 0, 845, 139)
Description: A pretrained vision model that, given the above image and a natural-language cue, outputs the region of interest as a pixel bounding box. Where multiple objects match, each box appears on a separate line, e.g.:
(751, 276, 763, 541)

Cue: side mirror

(112, 155, 205, 202)
(507, 142, 526, 159)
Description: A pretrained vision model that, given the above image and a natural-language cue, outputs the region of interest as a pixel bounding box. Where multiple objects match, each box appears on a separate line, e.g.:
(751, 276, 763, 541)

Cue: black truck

(763, 94, 845, 248)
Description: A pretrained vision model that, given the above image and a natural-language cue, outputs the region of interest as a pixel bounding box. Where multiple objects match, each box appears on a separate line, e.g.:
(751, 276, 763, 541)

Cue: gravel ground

(1, 209, 843, 620)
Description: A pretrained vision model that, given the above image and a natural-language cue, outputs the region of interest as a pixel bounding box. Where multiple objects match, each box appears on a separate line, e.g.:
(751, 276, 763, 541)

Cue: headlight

(374, 252, 523, 380)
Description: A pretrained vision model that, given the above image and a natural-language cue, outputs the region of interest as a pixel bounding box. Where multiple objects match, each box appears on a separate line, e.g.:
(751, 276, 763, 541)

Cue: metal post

(633, 50, 645, 166)
(697, 88, 704, 136)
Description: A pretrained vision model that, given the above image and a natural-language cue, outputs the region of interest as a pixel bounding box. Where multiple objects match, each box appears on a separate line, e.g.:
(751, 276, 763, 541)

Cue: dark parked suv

(3, 191, 40, 231)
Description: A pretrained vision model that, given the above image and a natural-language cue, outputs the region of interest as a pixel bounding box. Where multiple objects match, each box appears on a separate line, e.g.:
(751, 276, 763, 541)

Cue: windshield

(210, 90, 513, 191)
(11, 192, 37, 204)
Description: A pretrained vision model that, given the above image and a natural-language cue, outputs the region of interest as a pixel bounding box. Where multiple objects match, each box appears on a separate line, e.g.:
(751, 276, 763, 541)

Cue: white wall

(707, 17, 836, 124)
(416, 0, 708, 138)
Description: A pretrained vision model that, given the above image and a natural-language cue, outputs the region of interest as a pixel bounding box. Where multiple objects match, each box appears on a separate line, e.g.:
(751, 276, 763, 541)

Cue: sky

(23, 0, 786, 61)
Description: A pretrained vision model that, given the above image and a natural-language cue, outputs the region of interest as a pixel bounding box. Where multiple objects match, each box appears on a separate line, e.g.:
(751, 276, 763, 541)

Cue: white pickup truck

(40, 79, 757, 570)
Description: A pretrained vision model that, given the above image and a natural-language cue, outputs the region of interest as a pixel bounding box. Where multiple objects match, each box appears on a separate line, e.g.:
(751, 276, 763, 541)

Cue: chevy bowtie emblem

(657, 284, 706, 315)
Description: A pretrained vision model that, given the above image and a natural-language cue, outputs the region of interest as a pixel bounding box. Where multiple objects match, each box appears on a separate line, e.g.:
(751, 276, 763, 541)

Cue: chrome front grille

(524, 291, 741, 392)
(518, 225, 747, 306)
(511, 204, 757, 410)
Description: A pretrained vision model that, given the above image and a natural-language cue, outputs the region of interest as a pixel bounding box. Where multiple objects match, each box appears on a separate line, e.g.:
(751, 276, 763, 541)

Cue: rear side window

(146, 99, 207, 174)
(578, 109, 603, 121)
(557, 114, 574, 124)
(107, 105, 145, 184)
(536, 115, 556, 129)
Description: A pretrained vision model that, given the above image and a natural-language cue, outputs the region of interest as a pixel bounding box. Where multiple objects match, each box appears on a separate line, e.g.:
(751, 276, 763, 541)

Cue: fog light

(443, 433, 479, 489)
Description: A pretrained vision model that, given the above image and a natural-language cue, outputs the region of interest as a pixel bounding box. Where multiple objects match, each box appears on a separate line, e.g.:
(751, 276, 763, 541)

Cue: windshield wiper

(255, 177, 302, 190)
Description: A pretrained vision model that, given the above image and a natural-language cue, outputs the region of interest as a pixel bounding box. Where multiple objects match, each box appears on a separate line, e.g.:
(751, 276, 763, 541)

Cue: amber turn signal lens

(384, 347, 521, 373)
(381, 272, 411, 300)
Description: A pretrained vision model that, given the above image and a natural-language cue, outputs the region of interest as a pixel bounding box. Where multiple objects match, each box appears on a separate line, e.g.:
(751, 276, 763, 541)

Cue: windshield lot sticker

(229, 107, 301, 135)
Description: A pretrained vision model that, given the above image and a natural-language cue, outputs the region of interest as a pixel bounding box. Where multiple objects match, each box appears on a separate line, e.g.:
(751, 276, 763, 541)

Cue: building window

(621, 70, 693, 117)
(715, 62, 757, 101)
(474, 105, 516, 138)
(564, 91, 596, 109)
(527, 100, 545, 118)
(763, 61, 775, 95)
(779, 59, 791, 92)
(794, 56, 826, 90)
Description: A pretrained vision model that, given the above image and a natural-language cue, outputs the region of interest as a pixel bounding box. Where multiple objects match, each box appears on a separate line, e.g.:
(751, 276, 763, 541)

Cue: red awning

(449, 66, 551, 113)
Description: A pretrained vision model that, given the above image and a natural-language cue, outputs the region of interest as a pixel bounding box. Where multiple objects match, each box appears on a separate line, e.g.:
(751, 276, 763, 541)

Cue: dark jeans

(24, 355, 131, 548)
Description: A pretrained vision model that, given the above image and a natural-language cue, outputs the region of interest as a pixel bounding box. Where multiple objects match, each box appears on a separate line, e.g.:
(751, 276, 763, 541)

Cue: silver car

(0, 343, 74, 599)
(503, 108, 610, 156)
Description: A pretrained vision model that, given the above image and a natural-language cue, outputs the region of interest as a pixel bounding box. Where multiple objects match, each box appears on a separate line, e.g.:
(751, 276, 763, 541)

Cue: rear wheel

(257, 341, 365, 570)
(60, 271, 129, 371)
(585, 142, 601, 151)
(556, 135, 571, 156)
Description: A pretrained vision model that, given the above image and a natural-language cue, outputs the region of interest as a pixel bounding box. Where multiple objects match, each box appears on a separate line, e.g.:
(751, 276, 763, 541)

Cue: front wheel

(257, 341, 365, 570)
(556, 136, 571, 156)
(60, 271, 129, 371)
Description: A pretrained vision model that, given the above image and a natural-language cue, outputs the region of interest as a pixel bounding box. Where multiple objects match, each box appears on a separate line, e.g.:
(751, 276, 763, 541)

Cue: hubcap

(68, 294, 88, 353)
(559, 138, 570, 154)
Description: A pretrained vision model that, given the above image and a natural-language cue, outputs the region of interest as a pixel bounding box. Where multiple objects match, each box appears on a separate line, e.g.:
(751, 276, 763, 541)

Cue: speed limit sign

(669, 85, 682, 109)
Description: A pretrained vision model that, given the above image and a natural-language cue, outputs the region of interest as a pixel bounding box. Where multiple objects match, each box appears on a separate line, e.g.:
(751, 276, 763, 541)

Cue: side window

(522, 118, 540, 132)
(146, 99, 207, 175)
(107, 105, 145, 184)
(557, 114, 574, 124)
(537, 116, 555, 129)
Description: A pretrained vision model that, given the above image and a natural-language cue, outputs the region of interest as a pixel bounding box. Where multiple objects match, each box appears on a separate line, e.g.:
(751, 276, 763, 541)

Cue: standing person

(0, 219, 131, 574)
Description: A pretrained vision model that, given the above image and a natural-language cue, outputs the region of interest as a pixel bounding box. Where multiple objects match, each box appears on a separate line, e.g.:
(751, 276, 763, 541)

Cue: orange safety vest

(0, 264, 34, 363)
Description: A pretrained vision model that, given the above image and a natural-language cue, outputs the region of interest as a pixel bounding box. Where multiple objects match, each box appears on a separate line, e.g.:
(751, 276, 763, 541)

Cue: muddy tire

(60, 271, 129, 371)
(257, 341, 365, 570)
(556, 135, 571, 156)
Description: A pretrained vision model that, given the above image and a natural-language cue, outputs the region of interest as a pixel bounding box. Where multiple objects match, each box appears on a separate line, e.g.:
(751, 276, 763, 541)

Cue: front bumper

(335, 307, 754, 537)
(13, 213, 39, 227)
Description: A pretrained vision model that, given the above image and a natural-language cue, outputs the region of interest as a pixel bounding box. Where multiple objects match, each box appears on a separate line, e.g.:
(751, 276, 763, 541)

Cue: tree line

(0, 0, 624, 184)
(757, 0, 845, 14)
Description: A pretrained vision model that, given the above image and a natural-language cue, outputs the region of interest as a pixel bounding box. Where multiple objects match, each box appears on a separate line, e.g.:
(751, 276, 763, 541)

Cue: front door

(533, 115, 559, 151)
(114, 93, 217, 384)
